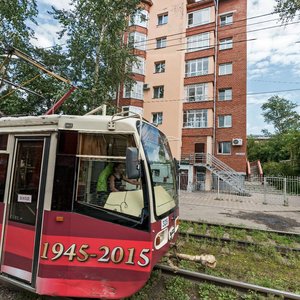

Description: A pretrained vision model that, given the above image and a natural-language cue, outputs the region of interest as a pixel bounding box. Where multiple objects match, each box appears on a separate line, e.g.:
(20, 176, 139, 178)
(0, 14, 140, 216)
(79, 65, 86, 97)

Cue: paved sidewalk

(179, 191, 300, 233)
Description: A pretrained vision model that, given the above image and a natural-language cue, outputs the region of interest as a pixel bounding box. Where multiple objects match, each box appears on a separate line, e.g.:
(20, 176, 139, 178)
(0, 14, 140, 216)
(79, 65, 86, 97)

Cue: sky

(30, 0, 300, 135)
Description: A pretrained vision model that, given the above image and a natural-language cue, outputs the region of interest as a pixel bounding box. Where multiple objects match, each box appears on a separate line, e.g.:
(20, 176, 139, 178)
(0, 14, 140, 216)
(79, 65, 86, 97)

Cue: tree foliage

(275, 0, 300, 22)
(0, 0, 38, 49)
(1, 0, 141, 116)
(261, 96, 299, 134)
(0, 0, 70, 116)
(248, 96, 300, 176)
(52, 0, 140, 114)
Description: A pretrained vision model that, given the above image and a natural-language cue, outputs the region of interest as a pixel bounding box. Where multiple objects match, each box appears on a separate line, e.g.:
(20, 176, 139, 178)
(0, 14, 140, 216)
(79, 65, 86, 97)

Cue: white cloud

(31, 23, 64, 48)
(247, 0, 300, 75)
(38, 0, 71, 10)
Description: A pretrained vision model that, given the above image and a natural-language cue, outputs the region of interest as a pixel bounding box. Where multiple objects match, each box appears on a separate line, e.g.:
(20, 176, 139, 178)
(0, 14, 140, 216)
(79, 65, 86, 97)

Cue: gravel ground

(0, 284, 41, 300)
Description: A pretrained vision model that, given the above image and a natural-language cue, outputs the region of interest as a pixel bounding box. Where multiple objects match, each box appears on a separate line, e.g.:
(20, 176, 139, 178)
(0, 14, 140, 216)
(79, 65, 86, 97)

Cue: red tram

(0, 114, 179, 298)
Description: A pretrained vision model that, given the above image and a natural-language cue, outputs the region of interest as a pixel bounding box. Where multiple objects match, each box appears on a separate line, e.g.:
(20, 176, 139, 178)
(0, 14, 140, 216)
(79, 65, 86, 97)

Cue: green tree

(261, 96, 300, 134)
(52, 0, 140, 114)
(0, 0, 37, 49)
(0, 0, 71, 116)
(275, 0, 300, 21)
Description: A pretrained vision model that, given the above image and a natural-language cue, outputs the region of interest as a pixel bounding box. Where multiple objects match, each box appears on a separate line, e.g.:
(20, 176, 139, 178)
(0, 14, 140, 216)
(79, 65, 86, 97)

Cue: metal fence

(245, 175, 300, 206)
(179, 173, 300, 206)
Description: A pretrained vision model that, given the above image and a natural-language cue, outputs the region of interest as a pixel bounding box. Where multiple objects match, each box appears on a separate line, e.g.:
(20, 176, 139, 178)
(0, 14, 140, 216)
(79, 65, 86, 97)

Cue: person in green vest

(96, 162, 113, 206)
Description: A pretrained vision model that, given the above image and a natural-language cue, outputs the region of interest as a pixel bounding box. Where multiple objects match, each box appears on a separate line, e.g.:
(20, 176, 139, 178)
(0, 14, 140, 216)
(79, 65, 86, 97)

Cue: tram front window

(140, 123, 177, 218)
(75, 133, 144, 222)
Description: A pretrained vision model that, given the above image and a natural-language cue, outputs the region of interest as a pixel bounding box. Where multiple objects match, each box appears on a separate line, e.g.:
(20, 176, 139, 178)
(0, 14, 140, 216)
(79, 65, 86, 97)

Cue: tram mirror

(126, 147, 140, 179)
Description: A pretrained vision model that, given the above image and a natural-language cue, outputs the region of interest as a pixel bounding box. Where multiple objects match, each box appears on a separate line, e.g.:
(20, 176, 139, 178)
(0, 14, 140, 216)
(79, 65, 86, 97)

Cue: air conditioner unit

(232, 138, 243, 146)
(143, 84, 150, 90)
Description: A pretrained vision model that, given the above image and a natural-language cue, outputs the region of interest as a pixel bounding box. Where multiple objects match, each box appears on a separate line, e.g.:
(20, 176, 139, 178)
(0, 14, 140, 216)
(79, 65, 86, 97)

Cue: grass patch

(175, 235, 300, 293)
(179, 221, 300, 248)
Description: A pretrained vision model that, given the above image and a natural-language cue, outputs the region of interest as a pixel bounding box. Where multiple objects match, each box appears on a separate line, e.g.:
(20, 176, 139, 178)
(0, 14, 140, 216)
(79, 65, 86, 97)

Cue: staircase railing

(182, 152, 249, 195)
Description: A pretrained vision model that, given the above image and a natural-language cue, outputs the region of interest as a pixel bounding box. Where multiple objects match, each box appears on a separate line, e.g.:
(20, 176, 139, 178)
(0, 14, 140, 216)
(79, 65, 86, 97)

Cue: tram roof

(0, 114, 144, 133)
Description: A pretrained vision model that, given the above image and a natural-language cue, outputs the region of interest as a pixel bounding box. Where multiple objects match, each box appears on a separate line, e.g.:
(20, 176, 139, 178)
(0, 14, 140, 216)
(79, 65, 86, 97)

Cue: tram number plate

(161, 216, 169, 230)
(40, 242, 151, 267)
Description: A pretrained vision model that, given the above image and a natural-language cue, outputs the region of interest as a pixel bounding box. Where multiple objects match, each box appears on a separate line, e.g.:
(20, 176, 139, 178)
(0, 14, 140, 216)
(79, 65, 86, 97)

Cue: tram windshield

(74, 133, 145, 222)
(140, 122, 177, 218)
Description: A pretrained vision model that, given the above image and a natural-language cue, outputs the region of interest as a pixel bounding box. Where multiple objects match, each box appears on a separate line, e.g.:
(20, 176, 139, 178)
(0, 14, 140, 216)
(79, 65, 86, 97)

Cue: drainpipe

(213, 0, 219, 156)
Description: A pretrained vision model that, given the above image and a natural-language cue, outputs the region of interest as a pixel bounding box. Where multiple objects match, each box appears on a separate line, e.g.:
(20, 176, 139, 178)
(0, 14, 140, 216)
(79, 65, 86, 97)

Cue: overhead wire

(133, 20, 300, 52)
(132, 12, 300, 48)
(0, 74, 41, 100)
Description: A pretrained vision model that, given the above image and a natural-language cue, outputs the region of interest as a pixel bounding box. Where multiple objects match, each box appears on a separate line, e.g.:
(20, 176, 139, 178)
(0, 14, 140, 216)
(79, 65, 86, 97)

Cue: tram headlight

(154, 228, 168, 250)
(175, 217, 179, 232)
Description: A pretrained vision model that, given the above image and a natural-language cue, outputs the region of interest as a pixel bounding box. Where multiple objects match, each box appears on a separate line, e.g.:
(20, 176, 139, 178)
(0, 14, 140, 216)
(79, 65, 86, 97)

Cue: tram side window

(75, 133, 145, 224)
(0, 154, 9, 202)
(0, 134, 8, 150)
(51, 131, 78, 211)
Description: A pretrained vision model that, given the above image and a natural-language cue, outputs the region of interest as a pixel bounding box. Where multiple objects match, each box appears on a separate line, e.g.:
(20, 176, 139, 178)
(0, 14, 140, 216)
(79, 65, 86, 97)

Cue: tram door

(1, 137, 49, 285)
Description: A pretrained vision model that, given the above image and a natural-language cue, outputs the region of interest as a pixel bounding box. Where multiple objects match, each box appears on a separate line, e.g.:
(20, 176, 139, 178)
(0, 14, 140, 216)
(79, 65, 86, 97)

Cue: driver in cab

(108, 163, 140, 192)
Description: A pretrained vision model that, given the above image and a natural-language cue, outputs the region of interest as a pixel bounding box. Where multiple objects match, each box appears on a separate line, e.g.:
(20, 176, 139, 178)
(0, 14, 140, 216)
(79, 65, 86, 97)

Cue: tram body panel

(36, 211, 152, 298)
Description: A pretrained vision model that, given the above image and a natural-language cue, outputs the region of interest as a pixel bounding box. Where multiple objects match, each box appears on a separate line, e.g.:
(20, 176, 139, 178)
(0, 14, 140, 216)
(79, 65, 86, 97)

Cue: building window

(124, 81, 144, 100)
(132, 56, 145, 75)
(185, 57, 209, 77)
(122, 106, 144, 116)
(152, 112, 163, 125)
(218, 142, 231, 154)
(185, 83, 208, 102)
(183, 109, 208, 128)
(219, 63, 232, 76)
(156, 37, 167, 49)
(158, 13, 168, 25)
(219, 38, 233, 50)
(187, 32, 210, 52)
(220, 13, 233, 26)
(218, 115, 232, 128)
(155, 61, 165, 73)
(219, 88, 232, 101)
(187, 8, 210, 28)
(129, 10, 148, 28)
(153, 86, 164, 98)
(128, 32, 147, 51)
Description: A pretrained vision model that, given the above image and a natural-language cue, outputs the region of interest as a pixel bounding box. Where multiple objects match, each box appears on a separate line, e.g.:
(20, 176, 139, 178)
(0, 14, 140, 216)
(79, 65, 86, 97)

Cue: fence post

(263, 177, 267, 205)
(283, 177, 288, 206)
(178, 172, 181, 197)
(217, 176, 220, 199)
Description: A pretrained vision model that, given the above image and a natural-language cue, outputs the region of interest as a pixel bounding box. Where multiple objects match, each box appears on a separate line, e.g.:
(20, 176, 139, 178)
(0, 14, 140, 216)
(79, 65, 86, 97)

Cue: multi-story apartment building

(118, 0, 247, 191)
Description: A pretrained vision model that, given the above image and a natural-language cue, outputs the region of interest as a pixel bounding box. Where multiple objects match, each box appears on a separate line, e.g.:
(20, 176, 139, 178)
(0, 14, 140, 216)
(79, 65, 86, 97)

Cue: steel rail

(179, 231, 300, 254)
(155, 264, 300, 299)
(180, 219, 300, 237)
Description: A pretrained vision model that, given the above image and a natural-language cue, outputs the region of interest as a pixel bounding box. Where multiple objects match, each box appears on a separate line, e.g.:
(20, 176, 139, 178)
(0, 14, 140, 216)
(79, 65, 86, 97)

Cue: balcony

(187, 0, 214, 6)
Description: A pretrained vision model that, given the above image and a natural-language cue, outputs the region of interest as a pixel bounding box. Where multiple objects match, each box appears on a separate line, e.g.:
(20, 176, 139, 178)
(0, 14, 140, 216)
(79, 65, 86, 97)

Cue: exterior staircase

(190, 153, 250, 196)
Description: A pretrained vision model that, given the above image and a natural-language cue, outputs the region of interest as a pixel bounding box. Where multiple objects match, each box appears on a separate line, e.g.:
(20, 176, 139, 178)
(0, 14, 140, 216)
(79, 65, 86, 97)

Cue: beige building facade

(119, 0, 247, 191)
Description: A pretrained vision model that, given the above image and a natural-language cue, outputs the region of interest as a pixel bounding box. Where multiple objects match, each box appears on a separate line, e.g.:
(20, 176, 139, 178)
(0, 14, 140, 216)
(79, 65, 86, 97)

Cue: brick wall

(182, 0, 247, 173)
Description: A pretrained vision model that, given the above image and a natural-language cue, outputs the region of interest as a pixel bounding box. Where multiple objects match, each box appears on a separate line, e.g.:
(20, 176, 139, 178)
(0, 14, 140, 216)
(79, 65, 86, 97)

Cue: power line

(139, 88, 300, 104)
(247, 88, 300, 95)
(143, 20, 300, 52)
(249, 79, 300, 85)
(133, 11, 277, 47)
(132, 12, 300, 48)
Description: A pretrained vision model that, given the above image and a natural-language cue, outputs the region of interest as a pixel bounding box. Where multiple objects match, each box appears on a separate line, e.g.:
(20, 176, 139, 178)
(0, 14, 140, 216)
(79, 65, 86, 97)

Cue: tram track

(180, 219, 300, 237)
(179, 231, 300, 254)
(155, 264, 300, 299)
